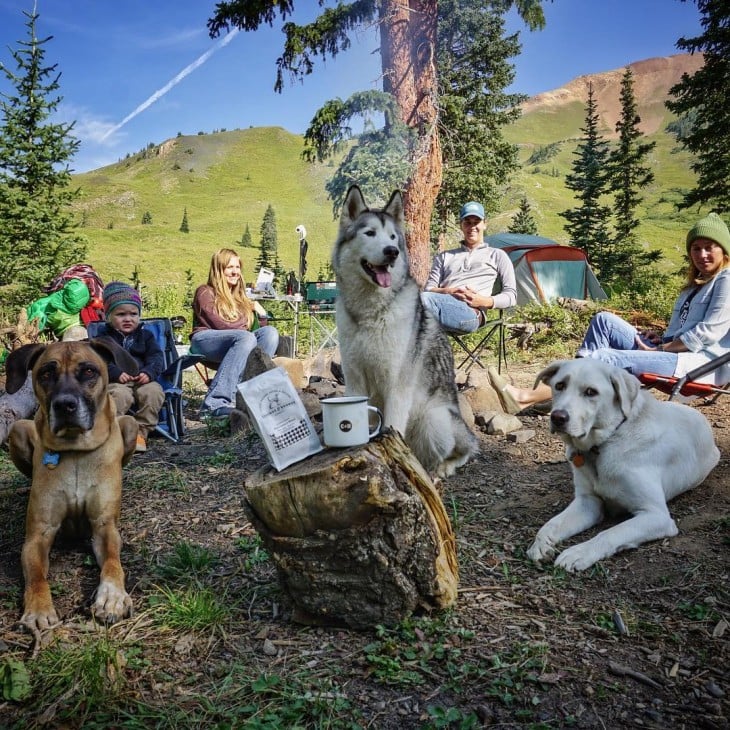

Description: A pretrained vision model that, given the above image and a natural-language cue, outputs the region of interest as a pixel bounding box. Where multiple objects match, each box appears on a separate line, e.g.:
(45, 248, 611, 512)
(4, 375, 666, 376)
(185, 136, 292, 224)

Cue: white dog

(332, 186, 477, 477)
(527, 359, 719, 571)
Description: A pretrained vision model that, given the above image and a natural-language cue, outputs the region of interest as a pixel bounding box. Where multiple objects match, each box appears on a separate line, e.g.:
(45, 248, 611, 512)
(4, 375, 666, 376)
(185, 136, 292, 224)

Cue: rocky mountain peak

(520, 53, 704, 136)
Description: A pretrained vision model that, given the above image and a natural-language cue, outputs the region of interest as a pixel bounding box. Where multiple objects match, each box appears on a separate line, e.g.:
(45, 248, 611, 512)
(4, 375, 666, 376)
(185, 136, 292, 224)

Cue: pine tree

(256, 205, 277, 271)
(607, 67, 661, 289)
(241, 223, 253, 248)
(435, 0, 526, 230)
(179, 207, 189, 233)
(184, 268, 195, 308)
(509, 197, 538, 235)
(559, 84, 612, 279)
(666, 0, 730, 212)
(0, 7, 87, 308)
(256, 204, 285, 287)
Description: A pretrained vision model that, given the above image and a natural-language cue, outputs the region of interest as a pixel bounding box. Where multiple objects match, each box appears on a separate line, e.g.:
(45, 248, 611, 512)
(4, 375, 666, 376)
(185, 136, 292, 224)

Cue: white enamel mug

(321, 396, 383, 448)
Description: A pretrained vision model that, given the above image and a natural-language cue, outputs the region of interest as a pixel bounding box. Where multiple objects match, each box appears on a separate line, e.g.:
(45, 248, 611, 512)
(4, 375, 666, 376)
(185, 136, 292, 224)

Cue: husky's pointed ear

(341, 186, 368, 228)
(384, 190, 404, 226)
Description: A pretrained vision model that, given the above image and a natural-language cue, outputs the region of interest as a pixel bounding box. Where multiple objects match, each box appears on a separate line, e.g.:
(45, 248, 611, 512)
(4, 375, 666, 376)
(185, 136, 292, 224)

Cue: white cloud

(57, 103, 121, 146)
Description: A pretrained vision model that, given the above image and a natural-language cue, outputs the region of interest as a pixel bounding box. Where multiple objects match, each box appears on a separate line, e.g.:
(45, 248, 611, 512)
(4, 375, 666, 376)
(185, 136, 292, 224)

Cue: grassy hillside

(73, 127, 341, 290)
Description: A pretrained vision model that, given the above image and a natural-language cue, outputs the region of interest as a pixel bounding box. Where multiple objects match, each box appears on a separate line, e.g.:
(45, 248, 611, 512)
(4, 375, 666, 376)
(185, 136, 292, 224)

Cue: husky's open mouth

(361, 259, 392, 288)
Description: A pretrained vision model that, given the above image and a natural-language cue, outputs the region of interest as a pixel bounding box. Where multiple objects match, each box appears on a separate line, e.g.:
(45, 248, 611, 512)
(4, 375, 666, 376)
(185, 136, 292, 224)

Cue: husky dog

(333, 185, 478, 477)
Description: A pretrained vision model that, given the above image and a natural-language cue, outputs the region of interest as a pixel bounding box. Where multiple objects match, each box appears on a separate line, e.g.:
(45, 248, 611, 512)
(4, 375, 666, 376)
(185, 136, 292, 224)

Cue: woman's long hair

(684, 249, 730, 288)
(207, 248, 254, 326)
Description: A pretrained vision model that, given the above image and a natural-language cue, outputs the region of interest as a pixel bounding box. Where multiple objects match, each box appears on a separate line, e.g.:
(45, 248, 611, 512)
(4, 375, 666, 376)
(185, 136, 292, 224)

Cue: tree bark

(380, 0, 442, 285)
(244, 428, 458, 629)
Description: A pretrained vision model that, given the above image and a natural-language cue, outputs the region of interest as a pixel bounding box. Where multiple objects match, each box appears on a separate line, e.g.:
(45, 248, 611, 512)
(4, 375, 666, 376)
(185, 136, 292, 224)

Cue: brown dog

(5, 339, 139, 632)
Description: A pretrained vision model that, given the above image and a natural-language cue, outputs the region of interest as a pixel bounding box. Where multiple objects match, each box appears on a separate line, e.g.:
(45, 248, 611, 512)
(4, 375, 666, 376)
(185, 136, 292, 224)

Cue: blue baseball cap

(459, 201, 485, 220)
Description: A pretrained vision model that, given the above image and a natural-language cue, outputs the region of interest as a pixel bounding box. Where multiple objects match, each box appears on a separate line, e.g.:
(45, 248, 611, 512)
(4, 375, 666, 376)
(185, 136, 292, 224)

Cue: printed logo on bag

(339, 420, 353, 433)
(261, 389, 296, 415)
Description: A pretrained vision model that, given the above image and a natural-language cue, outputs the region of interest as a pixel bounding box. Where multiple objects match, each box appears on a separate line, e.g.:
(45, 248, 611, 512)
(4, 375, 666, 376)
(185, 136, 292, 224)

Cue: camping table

(249, 293, 303, 356)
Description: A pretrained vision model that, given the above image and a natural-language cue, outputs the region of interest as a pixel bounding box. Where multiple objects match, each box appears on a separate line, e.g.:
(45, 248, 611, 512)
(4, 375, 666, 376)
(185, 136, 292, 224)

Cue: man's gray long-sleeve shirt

(425, 242, 517, 309)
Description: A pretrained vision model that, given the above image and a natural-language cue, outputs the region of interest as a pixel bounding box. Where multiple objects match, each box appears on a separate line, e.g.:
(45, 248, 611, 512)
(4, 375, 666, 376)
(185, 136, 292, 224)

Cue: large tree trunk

(244, 429, 458, 629)
(380, 0, 442, 286)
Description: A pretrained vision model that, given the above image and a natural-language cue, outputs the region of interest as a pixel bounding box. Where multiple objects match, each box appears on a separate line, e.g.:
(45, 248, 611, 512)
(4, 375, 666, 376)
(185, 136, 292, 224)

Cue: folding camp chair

(638, 350, 730, 402)
(88, 318, 196, 443)
(184, 302, 281, 387)
(450, 309, 508, 374)
(305, 281, 339, 356)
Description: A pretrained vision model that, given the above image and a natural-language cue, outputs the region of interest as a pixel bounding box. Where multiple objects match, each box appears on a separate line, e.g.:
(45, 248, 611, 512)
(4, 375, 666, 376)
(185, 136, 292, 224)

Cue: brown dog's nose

(551, 409, 569, 428)
(53, 395, 79, 415)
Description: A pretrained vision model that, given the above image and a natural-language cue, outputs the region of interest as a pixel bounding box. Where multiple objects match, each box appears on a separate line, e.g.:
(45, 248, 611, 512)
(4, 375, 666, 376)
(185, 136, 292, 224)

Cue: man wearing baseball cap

(422, 201, 516, 333)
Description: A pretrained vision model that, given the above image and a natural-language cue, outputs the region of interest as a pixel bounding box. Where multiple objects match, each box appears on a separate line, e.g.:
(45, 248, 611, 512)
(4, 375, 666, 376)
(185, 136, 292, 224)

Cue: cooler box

(305, 281, 338, 311)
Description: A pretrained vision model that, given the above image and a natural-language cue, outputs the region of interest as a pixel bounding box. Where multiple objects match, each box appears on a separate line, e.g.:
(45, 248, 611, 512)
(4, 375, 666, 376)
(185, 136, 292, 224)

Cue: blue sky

(0, 0, 703, 174)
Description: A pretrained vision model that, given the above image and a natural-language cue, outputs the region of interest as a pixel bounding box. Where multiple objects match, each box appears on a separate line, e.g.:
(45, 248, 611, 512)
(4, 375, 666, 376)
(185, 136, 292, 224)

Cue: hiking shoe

(135, 434, 147, 453)
(200, 405, 234, 421)
(211, 406, 234, 418)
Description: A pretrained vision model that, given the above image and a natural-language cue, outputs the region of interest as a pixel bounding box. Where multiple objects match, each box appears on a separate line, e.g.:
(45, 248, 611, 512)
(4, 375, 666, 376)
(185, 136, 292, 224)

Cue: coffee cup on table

(321, 396, 382, 448)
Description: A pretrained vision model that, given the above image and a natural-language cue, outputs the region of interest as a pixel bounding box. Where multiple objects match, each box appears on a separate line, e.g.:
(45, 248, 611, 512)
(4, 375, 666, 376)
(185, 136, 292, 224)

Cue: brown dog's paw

(118, 415, 139, 466)
(92, 581, 133, 624)
(21, 606, 61, 634)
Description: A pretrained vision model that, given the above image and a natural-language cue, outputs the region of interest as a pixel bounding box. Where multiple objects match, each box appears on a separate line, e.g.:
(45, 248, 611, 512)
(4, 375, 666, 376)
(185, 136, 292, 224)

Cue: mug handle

(367, 406, 383, 439)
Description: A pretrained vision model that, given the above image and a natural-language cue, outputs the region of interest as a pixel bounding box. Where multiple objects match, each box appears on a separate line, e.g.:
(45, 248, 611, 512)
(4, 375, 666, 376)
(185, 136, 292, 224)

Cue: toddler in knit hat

(99, 282, 164, 453)
(103, 281, 143, 320)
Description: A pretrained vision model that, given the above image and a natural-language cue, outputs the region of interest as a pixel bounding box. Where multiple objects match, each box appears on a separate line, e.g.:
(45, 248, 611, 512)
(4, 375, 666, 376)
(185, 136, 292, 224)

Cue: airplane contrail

(100, 29, 239, 142)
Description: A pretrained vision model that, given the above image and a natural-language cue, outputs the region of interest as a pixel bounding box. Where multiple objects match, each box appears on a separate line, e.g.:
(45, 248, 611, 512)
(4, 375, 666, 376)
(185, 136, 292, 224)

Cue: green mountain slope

(72, 55, 707, 290)
(73, 127, 340, 289)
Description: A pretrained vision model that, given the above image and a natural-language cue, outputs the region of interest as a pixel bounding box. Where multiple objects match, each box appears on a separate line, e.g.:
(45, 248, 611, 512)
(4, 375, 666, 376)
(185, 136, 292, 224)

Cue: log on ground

(0, 373, 35, 445)
(244, 428, 458, 629)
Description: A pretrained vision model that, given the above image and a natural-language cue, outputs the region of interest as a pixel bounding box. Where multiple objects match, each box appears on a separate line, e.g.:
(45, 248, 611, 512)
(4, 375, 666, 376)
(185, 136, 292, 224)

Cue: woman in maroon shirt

(191, 248, 279, 418)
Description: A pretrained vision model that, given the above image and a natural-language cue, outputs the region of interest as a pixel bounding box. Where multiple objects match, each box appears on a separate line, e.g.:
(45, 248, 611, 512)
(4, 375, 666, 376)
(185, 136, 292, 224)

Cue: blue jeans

(190, 326, 279, 412)
(577, 311, 677, 377)
(420, 292, 481, 333)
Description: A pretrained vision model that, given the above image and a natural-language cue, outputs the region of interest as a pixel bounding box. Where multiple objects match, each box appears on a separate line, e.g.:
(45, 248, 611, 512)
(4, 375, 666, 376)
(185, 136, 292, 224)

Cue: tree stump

(244, 428, 458, 629)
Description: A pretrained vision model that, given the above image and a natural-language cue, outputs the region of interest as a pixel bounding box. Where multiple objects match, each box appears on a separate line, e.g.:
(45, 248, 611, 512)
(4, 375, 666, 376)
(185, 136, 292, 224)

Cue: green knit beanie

(686, 212, 730, 254)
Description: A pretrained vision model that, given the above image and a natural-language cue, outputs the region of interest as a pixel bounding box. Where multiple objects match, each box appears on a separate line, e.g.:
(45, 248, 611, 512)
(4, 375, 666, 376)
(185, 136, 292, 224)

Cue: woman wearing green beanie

(492, 212, 730, 412)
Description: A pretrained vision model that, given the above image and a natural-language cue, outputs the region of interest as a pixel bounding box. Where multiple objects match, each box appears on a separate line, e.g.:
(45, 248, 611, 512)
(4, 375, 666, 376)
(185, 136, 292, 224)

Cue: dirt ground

(0, 361, 728, 728)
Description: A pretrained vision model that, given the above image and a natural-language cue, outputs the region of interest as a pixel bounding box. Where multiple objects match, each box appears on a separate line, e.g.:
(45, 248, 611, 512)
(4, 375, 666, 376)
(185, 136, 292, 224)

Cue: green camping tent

(486, 233, 607, 306)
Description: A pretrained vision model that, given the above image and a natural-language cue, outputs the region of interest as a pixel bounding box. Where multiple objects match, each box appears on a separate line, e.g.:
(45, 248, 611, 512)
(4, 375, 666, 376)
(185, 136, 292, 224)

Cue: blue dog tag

(42, 451, 60, 469)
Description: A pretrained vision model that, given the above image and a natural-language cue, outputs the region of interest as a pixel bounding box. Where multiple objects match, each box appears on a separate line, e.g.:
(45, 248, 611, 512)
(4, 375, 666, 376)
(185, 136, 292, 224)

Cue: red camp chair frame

(638, 350, 730, 401)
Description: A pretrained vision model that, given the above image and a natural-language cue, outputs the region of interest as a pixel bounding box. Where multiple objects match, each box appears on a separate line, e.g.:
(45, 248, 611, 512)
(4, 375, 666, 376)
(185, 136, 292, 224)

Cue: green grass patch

(154, 541, 218, 584)
(149, 585, 230, 631)
(17, 634, 145, 725)
(123, 464, 190, 495)
(235, 534, 271, 571)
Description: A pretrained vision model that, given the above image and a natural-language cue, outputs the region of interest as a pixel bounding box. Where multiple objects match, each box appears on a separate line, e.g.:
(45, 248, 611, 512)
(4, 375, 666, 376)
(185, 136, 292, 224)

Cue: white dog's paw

(434, 462, 455, 479)
(93, 581, 133, 624)
(527, 537, 556, 563)
(554, 544, 599, 572)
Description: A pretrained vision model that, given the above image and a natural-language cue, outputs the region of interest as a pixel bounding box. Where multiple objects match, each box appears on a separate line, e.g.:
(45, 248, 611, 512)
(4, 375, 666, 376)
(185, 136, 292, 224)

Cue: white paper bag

(237, 367, 323, 470)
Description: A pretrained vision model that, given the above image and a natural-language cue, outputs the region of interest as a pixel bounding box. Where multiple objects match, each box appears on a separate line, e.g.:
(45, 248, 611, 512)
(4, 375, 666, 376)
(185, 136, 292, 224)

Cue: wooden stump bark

(244, 428, 458, 629)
